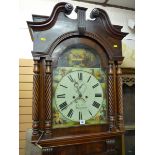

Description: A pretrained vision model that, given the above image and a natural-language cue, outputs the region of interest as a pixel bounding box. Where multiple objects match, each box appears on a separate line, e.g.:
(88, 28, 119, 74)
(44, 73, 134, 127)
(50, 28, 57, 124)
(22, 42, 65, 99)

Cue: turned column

(44, 58, 52, 135)
(108, 62, 117, 131)
(32, 58, 40, 136)
(116, 62, 124, 131)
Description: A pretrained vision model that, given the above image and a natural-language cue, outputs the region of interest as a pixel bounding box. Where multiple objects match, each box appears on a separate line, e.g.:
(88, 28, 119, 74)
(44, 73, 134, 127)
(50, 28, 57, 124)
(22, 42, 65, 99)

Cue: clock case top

(27, 2, 127, 61)
(27, 2, 128, 149)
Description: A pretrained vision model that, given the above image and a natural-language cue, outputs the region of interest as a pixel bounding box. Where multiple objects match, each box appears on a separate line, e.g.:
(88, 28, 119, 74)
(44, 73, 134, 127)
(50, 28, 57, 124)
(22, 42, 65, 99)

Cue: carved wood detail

(116, 64, 124, 131)
(108, 63, 116, 131)
(75, 6, 87, 34)
(27, 2, 73, 31)
(64, 3, 73, 15)
(90, 8, 100, 18)
(42, 147, 53, 155)
(45, 59, 52, 135)
(47, 31, 115, 60)
(106, 139, 116, 152)
(90, 8, 128, 40)
(32, 59, 40, 136)
(122, 74, 135, 86)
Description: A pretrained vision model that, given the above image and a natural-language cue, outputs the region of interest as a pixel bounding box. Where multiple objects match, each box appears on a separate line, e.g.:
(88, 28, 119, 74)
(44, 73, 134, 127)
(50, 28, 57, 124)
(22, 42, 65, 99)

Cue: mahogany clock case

(27, 2, 128, 155)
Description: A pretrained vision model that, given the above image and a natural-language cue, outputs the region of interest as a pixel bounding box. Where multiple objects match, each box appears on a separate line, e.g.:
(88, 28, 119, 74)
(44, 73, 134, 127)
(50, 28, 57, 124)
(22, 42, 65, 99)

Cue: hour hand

(68, 96, 80, 105)
(79, 84, 84, 89)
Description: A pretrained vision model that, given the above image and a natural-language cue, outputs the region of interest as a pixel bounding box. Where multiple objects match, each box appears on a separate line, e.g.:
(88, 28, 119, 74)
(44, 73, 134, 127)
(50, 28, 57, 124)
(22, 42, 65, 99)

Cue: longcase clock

(27, 2, 128, 155)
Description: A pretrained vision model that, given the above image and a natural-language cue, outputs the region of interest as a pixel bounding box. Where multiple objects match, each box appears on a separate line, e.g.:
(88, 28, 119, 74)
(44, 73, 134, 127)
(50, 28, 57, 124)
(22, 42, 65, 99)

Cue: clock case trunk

(27, 2, 128, 155)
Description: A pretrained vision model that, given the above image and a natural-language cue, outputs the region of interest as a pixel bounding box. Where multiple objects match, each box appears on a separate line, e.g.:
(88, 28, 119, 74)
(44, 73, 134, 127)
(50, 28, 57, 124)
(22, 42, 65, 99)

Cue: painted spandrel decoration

(52, 46, 107, 128)
(57, 45, 100, 68)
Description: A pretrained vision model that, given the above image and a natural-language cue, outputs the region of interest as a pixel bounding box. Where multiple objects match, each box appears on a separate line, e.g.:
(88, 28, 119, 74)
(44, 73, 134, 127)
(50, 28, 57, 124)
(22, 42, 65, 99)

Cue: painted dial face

(55, 70, 104, 122)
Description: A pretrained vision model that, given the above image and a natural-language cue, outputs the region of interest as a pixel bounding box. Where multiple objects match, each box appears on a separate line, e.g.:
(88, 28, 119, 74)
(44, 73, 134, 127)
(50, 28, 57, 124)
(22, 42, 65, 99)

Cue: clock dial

(55, 70, 104, 122)
(52, 46, 107, 128)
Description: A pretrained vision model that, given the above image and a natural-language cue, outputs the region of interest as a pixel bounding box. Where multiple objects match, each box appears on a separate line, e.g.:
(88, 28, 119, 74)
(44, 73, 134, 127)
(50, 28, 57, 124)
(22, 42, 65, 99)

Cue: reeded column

(116, 62, 124, 131)
(108, 62, 117, 131)
(44, 58, 52, 135)
(32, 59, 40, 136)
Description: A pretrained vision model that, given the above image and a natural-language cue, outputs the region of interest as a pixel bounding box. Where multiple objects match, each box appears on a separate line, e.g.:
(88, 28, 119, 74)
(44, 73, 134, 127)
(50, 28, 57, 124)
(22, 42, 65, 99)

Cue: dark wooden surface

(27, 2, 128, 155)
(124, 129, 135, 153)
(123, 82, 135, 155)
(123, 85, 135, 125)
(122, 68, 135, 155)
(26, 129, 122, 155)
(122, 68, 135, 75)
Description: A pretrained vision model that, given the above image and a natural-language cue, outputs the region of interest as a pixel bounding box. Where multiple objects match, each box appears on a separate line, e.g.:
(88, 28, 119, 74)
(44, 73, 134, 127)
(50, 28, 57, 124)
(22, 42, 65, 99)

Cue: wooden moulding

(42, 147, 53, 155)
(35, 131, 123, 148)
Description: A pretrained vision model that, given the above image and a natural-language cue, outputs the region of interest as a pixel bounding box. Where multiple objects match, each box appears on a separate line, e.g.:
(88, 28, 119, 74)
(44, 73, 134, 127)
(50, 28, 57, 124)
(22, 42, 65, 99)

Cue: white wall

(19, 0, 135, 67)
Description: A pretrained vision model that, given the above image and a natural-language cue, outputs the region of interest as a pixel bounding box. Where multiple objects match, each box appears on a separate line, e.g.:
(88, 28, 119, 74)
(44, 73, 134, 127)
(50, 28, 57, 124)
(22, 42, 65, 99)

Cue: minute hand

(74, 82, 82, 96)
(79, 83, 87, 95)
(75, 86, 86, 102)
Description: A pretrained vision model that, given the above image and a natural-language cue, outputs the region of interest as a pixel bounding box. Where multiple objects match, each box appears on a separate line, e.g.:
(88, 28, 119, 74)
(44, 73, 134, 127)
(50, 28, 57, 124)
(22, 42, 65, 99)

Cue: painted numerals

(55, 71, 103, 122)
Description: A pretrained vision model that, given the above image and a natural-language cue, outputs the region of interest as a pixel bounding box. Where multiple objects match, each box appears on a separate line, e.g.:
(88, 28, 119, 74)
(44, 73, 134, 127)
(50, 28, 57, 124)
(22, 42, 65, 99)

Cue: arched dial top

(55, 70, 104, 122)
